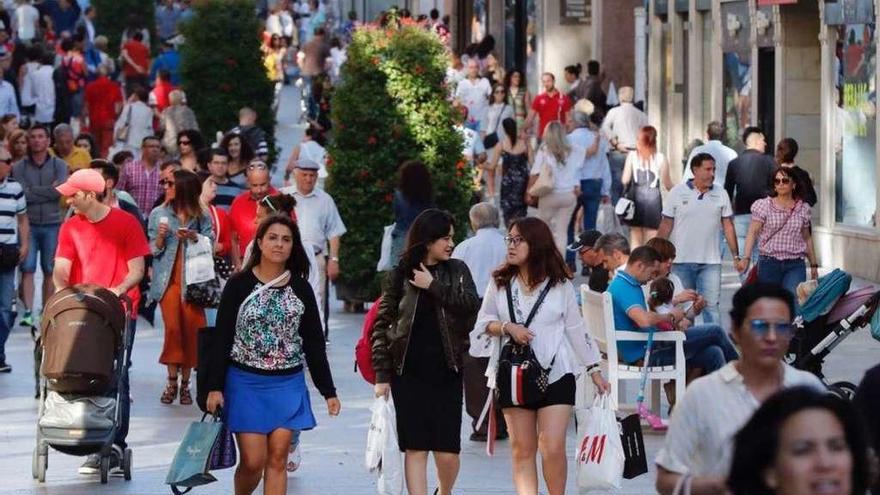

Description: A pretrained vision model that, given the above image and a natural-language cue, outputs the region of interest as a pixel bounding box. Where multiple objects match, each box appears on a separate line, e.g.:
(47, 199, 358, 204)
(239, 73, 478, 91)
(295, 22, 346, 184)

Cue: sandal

(286, 442, 301, 472)
(160, 377, 178, 404)
(179, 380, 193, 405)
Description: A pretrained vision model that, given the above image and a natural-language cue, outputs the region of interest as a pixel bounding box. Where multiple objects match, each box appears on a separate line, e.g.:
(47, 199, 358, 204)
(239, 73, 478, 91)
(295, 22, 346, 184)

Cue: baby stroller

(32, 285, 133, 484)
(786, 269, 880, 399)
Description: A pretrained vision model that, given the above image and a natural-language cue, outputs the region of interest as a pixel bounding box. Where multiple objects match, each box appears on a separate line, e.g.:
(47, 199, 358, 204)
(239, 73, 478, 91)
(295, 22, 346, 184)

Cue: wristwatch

(329, 256, 339, 262)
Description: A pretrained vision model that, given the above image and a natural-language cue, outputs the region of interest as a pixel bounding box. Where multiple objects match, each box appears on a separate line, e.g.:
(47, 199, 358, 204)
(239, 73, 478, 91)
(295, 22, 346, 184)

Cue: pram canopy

(798, 269, 852, 323)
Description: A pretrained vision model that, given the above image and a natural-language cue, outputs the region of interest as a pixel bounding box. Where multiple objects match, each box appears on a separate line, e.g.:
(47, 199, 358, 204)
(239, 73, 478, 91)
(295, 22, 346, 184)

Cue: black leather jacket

(371, 259, 480, 384)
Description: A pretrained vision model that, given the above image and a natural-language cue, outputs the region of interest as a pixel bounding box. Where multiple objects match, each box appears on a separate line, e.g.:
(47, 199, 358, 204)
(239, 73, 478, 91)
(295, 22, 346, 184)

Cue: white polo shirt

(662, 180, 733, 264)
(656, 362, 825, 478)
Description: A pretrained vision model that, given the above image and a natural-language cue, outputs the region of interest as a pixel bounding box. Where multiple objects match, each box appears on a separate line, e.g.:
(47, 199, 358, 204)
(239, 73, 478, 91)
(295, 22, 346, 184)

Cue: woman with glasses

(470, 217, 608, 495)
(176, 129, 205, 173)
(147, 170, 214, 405)
(220, 132, 255, 189)
(655, 283, 825, 495)
(372, 209, 480, 495)
(737, 167, 818, 297)
(480, 84, 514, 198)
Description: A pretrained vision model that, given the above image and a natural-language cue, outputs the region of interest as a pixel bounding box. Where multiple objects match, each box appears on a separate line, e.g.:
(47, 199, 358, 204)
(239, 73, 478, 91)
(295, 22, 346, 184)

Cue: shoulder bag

(496, 282, 554, 407)
(482, 104, 506, 149)
(115, 104, 132, 143)
(743, 201, 799, 285)
(184, 217, 222, 308)
(528, 151, 555, 198)
(208, 206, 233, 282)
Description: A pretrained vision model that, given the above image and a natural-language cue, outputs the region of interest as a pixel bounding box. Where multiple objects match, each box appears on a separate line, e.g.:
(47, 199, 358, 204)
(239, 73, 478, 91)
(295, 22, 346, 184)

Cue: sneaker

(19, 311, 32, 327)
(109, 446, 124, 476)
(78, 454, 100, 475)
(0, 361, 11, 373)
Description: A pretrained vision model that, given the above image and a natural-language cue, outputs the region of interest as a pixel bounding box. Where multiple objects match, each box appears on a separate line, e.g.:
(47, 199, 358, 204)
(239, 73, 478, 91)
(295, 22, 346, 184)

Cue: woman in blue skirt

(206, 214, 340, 495)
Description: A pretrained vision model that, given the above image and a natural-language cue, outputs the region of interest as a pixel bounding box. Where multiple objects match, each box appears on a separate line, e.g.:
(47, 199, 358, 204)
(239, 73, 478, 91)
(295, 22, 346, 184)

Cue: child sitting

(648, 277, 689, 331)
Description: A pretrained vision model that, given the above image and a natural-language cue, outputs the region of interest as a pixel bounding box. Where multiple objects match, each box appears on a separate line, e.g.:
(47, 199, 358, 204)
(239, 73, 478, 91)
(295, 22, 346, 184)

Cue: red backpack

(354, 297, 383, 384)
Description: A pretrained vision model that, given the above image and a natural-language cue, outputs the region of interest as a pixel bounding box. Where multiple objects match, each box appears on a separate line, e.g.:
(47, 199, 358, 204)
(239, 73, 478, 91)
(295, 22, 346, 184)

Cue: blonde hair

(169, 90, 185, 106)
(541, 121, 571, 165)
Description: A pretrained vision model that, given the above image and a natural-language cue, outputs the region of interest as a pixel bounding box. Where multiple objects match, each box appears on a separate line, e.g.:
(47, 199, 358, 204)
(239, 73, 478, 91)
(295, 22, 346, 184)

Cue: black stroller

(32, 286, 134, 484)
(786, 269, 880, 399)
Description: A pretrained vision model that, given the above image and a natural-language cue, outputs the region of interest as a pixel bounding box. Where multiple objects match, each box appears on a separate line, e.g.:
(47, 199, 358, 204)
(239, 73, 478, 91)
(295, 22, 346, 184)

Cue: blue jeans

(579, 179, 603, 231)
(757, 256, 806, 297)
(608, 151, 627, 205)
(672, 263, 722, 324)
(109, 318, 135, 449)
(650, 324, 738, 374)
(22, 223, 60, 274)
(734, 214, 758, 264)
(0, 266, 15, 363)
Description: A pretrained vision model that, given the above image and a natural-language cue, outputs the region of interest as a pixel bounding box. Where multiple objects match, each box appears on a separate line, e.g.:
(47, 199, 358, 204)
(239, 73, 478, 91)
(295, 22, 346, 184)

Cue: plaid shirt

(117, 160, 161, 214)
(751, 198, 811, 260)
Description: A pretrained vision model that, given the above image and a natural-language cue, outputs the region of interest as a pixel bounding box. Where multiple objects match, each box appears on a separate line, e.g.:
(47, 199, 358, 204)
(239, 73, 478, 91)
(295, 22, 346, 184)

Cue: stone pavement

(0, 86, 877, 494)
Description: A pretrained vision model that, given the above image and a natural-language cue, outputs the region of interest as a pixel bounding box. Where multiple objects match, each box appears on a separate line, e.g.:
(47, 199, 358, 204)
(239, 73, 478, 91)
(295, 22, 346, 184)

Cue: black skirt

(391, 289, 463, 453)
(630, 169, 662, 228)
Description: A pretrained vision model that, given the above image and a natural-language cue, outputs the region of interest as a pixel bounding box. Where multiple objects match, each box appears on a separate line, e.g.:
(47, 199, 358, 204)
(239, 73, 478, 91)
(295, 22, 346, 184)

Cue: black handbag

(0, 243, 19, 270)
(482, 104, 506, 149)
(496, 283, 553, 407)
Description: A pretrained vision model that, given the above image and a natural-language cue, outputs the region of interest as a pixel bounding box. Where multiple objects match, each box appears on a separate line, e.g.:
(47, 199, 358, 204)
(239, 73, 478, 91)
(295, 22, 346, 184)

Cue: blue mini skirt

(224, 366, 317, 434)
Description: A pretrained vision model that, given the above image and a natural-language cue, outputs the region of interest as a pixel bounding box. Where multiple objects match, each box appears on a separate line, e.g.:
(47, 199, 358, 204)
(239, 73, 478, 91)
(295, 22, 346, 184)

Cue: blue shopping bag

(166, 411, 232, 494)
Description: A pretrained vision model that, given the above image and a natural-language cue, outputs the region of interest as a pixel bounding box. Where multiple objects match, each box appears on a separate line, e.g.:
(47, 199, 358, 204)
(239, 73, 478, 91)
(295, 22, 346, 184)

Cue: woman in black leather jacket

(371, 209, 480, 495)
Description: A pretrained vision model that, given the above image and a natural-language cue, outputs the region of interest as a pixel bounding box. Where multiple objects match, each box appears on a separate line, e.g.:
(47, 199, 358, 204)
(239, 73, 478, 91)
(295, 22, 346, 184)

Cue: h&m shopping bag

(166, 412, 233, 494)
(575, 394, 626, 491)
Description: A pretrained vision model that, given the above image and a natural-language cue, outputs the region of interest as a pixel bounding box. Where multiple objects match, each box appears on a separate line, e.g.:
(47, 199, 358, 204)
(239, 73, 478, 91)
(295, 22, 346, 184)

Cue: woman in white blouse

(470, 217, 609, 495)
(527, 121, 599, 255)
(113, 86, 154, 154)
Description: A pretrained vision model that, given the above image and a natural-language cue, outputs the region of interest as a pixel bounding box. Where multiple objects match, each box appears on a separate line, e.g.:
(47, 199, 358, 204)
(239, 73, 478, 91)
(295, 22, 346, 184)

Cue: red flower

(414, 65, 424, 75)
(371, 56, 380, 65)
(456, 171, 463, 177)
(455, 160, 465, 170)
(326, 155, 335, 168)
(367, 136, 378, 145)
(359, 170, 370, 179)
(220, 83, 232, 93)
(384, 193, 393, 203)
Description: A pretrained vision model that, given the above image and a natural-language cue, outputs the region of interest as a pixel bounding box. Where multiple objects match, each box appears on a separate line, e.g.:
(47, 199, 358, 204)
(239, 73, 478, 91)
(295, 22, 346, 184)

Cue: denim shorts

(21, 223, 60, 274)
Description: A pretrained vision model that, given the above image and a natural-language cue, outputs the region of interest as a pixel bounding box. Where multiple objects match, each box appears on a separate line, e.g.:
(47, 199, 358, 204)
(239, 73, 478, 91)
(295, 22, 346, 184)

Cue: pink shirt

(751, 198, 811, 259)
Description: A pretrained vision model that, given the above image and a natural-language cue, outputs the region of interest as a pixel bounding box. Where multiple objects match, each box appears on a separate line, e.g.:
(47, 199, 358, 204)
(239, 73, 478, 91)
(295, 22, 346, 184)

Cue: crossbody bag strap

(505, 281, 552, 328)
(764, 200, 799, 243)
(241, 270, 291, 309)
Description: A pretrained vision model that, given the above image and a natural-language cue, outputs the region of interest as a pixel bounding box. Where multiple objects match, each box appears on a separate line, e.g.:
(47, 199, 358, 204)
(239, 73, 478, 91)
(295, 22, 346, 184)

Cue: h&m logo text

(578, 434, 606, 464)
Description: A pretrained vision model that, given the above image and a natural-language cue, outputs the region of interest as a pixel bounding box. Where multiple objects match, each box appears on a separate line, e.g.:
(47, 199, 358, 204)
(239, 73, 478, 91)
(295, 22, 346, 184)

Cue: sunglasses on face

(159, 179, 175, 187)
(774, 177, 791, 185)
(747, 319, 794, 338)
(504, 235, 525, 247)
(178, 140, 191, 145)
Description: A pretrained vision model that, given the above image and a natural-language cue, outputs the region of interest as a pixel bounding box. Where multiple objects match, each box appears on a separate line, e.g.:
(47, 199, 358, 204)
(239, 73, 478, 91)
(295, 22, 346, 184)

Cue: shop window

(835, 23, 877, 228)
(722, 50, 752, 147)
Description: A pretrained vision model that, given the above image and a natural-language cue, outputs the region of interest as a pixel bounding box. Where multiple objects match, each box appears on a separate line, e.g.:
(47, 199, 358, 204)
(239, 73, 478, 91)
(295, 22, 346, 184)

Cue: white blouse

(530, 146, 585, 192)
(470, 277, 601, 385)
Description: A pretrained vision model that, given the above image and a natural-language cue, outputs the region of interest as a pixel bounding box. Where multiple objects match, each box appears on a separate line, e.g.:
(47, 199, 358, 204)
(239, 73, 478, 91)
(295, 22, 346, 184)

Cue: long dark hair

(171, 170, 204, 222)
(504, 68, 525, 92)
(220, 132, 255, 164)
(398, 209, 453, 275)
(502, 117, 517, 146)
(768, 166, 803, 201)
(243, 214, 310, 281)
(492, 217, 571, 290)
(728, 386, 871, 495)
(398, 160, 433, 205)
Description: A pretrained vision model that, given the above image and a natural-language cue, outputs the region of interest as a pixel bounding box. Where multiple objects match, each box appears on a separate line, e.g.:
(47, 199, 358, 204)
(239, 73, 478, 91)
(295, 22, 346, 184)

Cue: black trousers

(461, 351, 507, 435)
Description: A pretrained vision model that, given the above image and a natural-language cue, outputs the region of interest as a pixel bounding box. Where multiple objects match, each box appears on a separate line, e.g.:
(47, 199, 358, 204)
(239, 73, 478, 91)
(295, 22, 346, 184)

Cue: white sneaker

(287, 443, 302, 473)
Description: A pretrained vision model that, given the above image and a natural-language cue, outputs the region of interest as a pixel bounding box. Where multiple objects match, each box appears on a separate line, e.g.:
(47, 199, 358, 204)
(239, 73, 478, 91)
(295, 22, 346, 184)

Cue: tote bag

(528, 160, 555, 198)
(575, 395, 625, 490)
(165, 412, 228, 494)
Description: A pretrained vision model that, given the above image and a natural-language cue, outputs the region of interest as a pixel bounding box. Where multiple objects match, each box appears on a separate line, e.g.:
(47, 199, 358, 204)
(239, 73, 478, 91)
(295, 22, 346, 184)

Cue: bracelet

(586, 363, 600, 374)
(810, 264, 819, 268)
(500, 321, 509, 336)
(329, 256, 339, 262)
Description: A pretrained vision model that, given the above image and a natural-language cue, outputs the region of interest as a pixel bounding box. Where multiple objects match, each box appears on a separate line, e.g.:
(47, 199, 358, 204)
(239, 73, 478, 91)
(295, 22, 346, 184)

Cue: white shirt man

(454, 60, 492, 131)
(21, 63, 55, 124)
(600, 94, 648, 150)
(0, 78, 19, 118)
(14, 1, 39, 43)
(452, 204, 506, 298)
(682, 122, 738, 187)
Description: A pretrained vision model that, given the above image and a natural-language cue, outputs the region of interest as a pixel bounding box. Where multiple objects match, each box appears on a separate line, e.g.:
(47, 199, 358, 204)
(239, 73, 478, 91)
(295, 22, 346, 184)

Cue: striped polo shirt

(212, 179, 243, 212)
(0, 178, 26, 244)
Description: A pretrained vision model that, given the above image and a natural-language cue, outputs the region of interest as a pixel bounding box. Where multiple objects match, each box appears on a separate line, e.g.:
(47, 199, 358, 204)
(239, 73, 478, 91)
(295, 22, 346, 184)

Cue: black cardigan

(207, 269, 337, 399)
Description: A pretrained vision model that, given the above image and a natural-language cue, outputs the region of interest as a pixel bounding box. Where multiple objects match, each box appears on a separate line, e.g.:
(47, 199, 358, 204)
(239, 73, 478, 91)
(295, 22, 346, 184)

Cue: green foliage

(93, 0, 155, 58)
(179, 0, 275, 161)
(328, 20, 470, 300)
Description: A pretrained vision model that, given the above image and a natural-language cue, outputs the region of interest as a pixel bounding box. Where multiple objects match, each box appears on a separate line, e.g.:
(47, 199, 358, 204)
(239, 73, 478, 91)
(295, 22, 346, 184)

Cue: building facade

(644, 0, 880, 282)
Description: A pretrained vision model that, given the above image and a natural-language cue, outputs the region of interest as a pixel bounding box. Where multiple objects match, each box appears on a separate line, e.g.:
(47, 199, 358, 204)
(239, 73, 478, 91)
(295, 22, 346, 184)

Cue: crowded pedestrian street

(0, 1, 878, 495)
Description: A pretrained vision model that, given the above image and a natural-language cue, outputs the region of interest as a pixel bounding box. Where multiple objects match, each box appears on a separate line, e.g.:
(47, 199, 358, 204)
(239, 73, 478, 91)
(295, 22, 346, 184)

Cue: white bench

(580, 285, 686, 414)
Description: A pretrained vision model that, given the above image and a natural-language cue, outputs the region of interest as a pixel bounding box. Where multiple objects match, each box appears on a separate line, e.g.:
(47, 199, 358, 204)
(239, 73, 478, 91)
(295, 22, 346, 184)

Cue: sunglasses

(159, 179, 175, 187)
(774, 177, 791, 185)
(178, 140, 191, 145)
(494, 89, 505, 94)
(260, 195, 278, 212)
(747, 319, 794, 338)
(248, 161, 268, 170)
(504, 235, 525, 247)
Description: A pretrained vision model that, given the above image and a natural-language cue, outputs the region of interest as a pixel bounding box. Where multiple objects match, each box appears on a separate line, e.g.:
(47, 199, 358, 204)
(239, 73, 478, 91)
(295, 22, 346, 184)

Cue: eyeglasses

(0, 159, 11, 165)
(504, 235, 525, 247)
(159, 179, 175, 188)
(774, 177, 791, 185)
(178, 140, 191, 146)
(260, 195, 278, 212)
(494, 89, 505, 94)
(747, 319, 794, 338)
(248, 161, 268, 170)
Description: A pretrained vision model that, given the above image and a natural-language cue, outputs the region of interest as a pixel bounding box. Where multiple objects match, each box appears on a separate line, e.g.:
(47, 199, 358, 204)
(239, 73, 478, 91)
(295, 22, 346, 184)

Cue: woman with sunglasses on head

(737, 167, 818, 297)
(206, 214, 339, 495)
(147, 170, 214, 405)
(372, 209, 481, 495)
(471, 217, 609, 495)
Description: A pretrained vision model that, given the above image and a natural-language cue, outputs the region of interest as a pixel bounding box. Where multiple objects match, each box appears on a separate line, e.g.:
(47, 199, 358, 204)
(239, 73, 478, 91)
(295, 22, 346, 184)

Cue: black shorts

(499, 373, 576, 411)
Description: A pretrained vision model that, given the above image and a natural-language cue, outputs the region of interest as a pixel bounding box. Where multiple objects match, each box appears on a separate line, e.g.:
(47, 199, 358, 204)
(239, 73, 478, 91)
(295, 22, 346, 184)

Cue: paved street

(0, 86, 877, 494)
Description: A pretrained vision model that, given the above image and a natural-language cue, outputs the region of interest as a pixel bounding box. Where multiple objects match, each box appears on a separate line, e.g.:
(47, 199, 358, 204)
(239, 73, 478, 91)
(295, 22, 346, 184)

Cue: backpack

(354, 297, 382, 384)
(40, 285, 126, 395)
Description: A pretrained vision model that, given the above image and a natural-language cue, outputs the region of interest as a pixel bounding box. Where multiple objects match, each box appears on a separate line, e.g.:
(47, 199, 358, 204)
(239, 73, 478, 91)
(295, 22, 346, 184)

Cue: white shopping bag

(595, 203, 621, 235)
(576, 394, 625, 492)
(366, 396, 404, 495)
(376, 224, 395, 272)
(184, 234, 216, 285)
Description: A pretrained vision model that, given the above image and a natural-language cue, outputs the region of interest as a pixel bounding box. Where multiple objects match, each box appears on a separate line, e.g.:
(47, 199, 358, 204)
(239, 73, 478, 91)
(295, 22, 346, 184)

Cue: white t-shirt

(530, 146, 584, 192)
(15, 4, 39, 41)
(454, 77, 492, 127)
(656, 362, 825, 478)
(683, 140, 738, 188)
(662, 181, 733, 264)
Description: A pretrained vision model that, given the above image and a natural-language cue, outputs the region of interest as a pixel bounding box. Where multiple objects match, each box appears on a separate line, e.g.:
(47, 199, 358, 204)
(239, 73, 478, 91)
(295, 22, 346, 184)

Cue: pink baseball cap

(56, 169, 106, 197)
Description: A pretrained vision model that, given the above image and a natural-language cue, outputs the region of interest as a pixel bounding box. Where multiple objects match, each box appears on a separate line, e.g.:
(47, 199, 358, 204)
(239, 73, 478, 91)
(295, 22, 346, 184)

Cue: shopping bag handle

(200, 408, 222, 422)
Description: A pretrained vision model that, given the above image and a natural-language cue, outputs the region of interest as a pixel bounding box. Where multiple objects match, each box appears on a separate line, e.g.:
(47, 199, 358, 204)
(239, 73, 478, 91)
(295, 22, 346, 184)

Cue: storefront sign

(561, 0, 591, 24)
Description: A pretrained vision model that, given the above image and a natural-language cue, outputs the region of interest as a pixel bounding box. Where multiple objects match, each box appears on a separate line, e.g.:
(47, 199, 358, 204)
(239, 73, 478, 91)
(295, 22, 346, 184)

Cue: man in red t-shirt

(121, 31, 150, 94)
(84, 64, 123, 157)
(52, 168, 150, 474)
(525, 72, 573, 140)
(228, 164, 277, 269)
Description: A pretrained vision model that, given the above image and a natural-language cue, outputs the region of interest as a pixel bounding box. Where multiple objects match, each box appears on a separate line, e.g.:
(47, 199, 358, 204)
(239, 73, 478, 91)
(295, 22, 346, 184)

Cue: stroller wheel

(123, 448, 133, 481)
(31, 448, 38, 479)
(99, 455, 109, 484)
(34, 449, 47, 483)
(829, 381, 858, 401)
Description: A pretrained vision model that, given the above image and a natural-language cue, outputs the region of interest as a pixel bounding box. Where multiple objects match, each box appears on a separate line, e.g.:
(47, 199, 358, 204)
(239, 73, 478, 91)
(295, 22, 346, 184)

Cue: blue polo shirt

(608, 270, 653, 363)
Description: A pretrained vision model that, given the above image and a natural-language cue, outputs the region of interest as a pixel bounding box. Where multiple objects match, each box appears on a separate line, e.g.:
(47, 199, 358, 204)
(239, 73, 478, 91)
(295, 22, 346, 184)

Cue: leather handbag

(528, 158, 555, 198)
(615, 183, 635, 222)
(496, 283, 553, 407)
(482, 104, 507, 149)
(115, 105, 132, 143)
